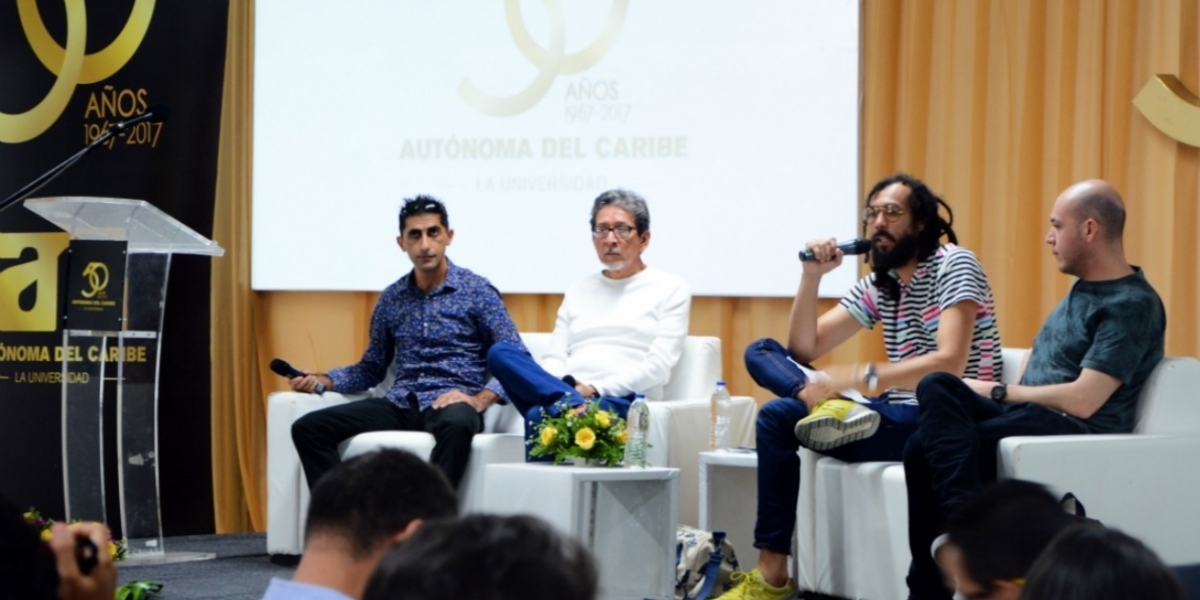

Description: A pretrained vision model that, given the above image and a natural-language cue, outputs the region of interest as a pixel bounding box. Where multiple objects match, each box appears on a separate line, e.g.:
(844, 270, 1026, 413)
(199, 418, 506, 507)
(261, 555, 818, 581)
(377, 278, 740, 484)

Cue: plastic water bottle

(624, 394, 650, 468)
(710, 381, 732, 451)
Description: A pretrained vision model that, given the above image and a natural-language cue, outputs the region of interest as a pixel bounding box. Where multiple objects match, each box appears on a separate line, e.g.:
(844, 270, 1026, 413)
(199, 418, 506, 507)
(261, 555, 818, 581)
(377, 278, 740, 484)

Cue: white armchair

(266, 333, 756, 556)
(794, 350, 1200, 600)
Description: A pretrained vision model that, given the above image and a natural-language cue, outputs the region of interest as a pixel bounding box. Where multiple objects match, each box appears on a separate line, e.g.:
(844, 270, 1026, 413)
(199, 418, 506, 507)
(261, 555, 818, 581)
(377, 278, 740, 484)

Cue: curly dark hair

(864, 173, 957, 300)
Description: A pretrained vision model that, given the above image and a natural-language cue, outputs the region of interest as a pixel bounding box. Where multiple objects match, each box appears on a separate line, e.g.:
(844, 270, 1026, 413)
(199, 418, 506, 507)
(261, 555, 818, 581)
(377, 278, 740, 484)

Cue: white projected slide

(253, 1, 860, 296)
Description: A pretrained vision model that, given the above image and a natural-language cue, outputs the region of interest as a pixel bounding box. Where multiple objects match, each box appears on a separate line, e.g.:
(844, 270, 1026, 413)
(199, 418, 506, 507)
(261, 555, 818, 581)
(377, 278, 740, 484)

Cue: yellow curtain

(211, 0, 1200, 531)
(210, 0, 263, 533)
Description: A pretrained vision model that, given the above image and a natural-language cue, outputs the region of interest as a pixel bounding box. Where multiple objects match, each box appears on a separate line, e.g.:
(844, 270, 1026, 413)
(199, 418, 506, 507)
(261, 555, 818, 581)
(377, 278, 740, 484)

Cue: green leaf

(115, 580, 163, 600)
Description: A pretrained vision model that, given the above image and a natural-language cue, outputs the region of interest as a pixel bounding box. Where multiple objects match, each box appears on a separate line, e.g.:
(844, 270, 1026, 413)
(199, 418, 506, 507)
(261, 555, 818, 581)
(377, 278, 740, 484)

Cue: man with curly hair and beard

(721, 174, 1003, 600)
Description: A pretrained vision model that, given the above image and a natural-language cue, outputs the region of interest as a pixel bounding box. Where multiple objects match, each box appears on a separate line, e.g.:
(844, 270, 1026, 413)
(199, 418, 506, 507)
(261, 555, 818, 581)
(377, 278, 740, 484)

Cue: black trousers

(904, 373, 1085, 600)
(291, 397, 482, 490)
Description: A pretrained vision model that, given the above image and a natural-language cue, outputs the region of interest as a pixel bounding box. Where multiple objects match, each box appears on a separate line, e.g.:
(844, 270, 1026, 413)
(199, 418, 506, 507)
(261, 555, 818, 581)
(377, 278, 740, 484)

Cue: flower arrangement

(528, 397, 629, 466)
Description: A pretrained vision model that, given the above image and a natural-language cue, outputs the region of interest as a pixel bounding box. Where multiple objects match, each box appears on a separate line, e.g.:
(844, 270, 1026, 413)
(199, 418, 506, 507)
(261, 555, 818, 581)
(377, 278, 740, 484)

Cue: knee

(743, 338, 785, 365)
(915, 372, 962, 412)
(486, 341, 517, 371)
(291, 413, 318, 445)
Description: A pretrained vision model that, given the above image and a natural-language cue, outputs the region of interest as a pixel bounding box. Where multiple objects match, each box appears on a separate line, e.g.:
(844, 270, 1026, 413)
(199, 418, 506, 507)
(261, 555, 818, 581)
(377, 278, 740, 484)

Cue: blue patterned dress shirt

(327, 261, 523, 410)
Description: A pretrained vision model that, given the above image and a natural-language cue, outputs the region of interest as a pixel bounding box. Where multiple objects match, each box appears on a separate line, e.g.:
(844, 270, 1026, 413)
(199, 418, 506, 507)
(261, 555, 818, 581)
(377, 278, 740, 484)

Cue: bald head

(1060, 179, 1126, 243)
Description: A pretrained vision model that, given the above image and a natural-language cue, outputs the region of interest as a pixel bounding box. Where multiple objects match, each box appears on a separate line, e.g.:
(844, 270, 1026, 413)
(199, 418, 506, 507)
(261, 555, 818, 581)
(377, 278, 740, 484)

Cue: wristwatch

(862, 363, 879, 394)
(990, 382, 1008, 403)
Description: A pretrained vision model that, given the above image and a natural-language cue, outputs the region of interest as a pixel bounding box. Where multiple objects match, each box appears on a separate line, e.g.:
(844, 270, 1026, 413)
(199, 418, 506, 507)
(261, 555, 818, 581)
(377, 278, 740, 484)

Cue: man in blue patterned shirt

(288, 196, 524, 489)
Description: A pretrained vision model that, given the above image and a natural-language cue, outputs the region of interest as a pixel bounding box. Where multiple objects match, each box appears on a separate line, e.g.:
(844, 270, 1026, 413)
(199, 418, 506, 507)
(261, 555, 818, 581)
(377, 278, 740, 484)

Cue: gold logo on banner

(0, 0, 156, 144)
(459, 0, 628, 117)
(1134, 75, 1200, 148)
(0, 233, 70, 332)
(79, 262, 109, 298)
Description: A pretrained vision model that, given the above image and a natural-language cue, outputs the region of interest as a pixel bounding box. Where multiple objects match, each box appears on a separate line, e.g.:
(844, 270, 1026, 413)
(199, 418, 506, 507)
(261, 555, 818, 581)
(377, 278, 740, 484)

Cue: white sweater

(539, 266, 691, 401)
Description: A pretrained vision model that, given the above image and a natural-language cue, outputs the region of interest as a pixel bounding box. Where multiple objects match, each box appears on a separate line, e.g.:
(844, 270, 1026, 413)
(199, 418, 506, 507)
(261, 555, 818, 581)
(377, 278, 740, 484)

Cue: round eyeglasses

(862, 204, 906, 224)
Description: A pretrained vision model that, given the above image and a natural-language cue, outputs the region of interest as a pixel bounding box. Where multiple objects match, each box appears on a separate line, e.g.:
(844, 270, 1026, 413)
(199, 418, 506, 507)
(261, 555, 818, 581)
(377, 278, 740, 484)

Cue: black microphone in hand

(798, 238, 872, 262)
(270, 358, 326, 394)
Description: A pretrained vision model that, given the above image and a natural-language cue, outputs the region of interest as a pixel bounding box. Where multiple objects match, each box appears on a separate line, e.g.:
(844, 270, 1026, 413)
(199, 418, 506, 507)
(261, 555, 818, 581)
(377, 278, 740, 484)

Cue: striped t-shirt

(839, 243, 1002, 404)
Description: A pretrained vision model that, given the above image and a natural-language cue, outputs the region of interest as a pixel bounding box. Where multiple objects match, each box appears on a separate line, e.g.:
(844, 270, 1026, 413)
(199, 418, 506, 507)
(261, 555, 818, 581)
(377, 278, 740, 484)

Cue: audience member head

(1019, 524, 1188, 600)
(946, 480, 1080, 600)
(1046, 179, 1127, 278)
(363, 514, 598, 600)
(0, 494, 117, 600)
(0, 494, 58, 600)
(862, 173, 957, 299)
(297, 449, 458, 599)
(589, 188, 651, 279)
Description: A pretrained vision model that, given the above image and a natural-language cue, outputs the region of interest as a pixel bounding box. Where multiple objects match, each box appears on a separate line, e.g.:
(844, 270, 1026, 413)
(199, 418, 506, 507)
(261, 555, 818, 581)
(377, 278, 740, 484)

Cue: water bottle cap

(635, 393, 645, 399)
(717, 380, 726, 386)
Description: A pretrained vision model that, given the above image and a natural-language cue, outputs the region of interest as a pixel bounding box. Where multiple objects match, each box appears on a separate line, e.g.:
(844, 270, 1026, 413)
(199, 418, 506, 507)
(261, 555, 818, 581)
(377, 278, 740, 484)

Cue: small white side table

(698, 450, 759, 561)
(484, 463, 680, 600)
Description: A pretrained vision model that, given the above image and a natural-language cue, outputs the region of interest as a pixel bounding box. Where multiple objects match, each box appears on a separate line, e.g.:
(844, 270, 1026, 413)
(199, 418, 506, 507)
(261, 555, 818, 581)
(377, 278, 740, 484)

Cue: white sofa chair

(794, 350, 1200, 600)
(267, 333, 757, 556)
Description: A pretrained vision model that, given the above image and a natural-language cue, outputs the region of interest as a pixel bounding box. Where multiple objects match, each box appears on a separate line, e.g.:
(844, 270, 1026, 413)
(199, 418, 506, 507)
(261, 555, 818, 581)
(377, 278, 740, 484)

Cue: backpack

(675, 526, 740, 600)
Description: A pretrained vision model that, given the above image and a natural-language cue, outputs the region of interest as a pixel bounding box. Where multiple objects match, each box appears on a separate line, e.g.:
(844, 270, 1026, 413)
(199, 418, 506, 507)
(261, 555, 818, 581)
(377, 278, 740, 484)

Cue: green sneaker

(794, 398, 880, 451)
(713, 568, 799, 600)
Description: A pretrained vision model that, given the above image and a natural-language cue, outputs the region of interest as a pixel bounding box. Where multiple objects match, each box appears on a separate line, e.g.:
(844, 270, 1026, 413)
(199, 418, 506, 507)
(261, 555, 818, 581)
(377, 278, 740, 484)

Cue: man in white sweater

(487, 189, 691, 426)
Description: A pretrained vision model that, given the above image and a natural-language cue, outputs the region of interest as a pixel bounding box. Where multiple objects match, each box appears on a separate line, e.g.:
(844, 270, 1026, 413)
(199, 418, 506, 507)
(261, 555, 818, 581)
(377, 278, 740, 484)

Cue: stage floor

(117, 533, 292, 600)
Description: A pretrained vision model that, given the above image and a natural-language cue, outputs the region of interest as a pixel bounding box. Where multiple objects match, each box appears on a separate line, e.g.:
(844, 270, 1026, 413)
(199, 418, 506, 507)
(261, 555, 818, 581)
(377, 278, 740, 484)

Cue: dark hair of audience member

(362, 514, 598, 600)
(304, 449, 458, 560)
(0, 494, 59, 600)
(1019, 524, 1188, 600)
(947, 479, 1081, 588)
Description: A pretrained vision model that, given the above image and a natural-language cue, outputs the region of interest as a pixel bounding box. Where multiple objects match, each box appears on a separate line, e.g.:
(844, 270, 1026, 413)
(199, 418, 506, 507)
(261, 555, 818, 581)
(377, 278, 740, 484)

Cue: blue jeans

(486, 342, 632, 457)
(744, 338, 920, 554)
(904, 372, 1085, 600)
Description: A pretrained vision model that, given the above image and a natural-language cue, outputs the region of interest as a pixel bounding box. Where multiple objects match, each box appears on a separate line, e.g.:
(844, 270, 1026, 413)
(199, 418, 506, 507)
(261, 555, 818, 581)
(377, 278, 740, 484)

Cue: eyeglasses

(592, 225, 636, 240)
(863, 204, 907, 224)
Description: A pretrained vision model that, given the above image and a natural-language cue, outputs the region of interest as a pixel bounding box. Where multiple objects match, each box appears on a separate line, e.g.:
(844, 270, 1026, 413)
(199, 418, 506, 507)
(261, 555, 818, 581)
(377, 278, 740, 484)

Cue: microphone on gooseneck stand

(798, 238, 872, 262)
(270, 358, 326, 394)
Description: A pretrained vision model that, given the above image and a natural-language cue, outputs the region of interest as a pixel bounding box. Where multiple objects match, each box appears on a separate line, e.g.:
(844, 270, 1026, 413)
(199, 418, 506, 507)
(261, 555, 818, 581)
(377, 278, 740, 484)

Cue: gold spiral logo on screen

(459, 0, 628, 117)
(0, 0, 155, 144)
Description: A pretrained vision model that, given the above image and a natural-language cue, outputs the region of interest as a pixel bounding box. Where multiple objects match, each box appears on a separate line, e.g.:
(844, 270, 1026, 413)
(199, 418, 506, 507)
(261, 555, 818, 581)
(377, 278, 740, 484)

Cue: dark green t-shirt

(1020, 268, 1165, 434)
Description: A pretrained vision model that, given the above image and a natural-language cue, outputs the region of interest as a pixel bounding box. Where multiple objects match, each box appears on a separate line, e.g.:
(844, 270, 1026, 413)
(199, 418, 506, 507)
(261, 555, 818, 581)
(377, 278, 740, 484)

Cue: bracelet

(862, 362, 879, 394)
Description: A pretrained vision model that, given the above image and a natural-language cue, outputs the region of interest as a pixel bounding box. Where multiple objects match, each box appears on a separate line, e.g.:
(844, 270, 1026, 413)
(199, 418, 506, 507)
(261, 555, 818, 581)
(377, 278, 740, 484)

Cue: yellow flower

(596, 411, 611, 429)
(616, 429, 628, 445)
(108, 540, 119, 559)
(575, 427, 597, 450)
(540, 426, 559, 447)
(41, 528, 53, 541)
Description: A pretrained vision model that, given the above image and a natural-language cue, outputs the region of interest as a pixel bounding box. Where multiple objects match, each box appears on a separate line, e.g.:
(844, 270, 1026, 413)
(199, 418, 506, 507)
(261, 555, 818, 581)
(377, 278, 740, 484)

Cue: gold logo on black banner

(80, 262, 109, 299)
(0, 0, 156, 143)
(0, 233, 70, 332)
(459, 0, 627, 117)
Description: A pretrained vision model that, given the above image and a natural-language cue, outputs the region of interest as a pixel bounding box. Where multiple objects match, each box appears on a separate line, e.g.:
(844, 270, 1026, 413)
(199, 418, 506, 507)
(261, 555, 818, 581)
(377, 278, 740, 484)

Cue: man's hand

(288, 370, 332, 394)
(50, 522, 116, 600)
(432, 389, 497, 412)
(574, 382, 598, 398)
(801, 238, 845, 277)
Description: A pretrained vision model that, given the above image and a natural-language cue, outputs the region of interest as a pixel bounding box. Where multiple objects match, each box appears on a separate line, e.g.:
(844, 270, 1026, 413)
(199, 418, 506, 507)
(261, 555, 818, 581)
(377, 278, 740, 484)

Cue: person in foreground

(942, 480, 1083, 600)
(261, 449, 458, 600)
(722, 174, 1003, 600)
(487, 189, 690, 432)
(363, 514, 598, 600)
(1019, 525, 1189, 600)
(0, 494, 116, 600)
(904, 179, 1166, 600)
(289, 196, 524, 489)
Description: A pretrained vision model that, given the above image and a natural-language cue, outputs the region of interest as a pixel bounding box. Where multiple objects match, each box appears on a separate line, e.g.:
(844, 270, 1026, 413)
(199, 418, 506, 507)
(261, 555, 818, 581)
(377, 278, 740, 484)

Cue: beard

(870, 231, 920, 300)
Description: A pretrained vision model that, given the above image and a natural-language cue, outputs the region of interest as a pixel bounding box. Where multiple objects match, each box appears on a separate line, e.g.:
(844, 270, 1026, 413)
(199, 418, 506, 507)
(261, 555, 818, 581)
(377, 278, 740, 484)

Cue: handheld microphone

(114, 103, 170, 130)
(270, 358, 326, 394)
(798, 238, 872, 262)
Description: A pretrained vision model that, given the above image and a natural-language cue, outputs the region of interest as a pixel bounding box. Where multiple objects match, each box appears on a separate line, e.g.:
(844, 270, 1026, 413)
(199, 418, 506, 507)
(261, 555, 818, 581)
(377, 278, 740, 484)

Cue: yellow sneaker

(794, 399, 880, 451)
(713, 568, 799, 600)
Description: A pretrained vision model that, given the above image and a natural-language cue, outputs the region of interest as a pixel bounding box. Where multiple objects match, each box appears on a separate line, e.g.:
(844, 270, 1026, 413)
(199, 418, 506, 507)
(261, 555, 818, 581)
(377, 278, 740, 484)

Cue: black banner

(0, 1, 229, 534)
